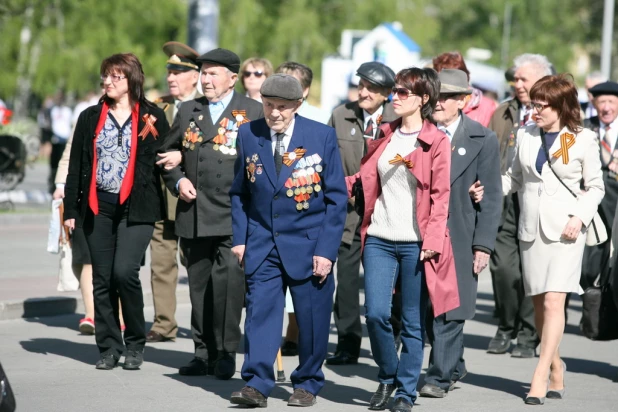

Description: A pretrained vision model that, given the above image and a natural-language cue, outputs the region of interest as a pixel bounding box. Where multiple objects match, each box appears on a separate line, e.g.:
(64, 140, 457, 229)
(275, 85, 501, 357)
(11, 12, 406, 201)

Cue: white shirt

(363, 105, 384, 139)
(601, 118, 618, 149)
(174, 89, 198, 119)
(270, 117, 296, 155)
(438, 114, 462, 142)
(50, 105, 73, 140)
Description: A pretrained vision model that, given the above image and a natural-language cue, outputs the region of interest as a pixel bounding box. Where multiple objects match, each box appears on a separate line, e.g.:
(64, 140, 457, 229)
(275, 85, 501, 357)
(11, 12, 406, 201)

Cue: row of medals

(287, 164, 323, 211)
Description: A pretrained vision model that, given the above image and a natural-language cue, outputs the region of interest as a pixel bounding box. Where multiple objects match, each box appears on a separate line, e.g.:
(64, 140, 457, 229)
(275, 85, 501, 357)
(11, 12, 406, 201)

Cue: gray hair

(586, 71, 607, 83)
(513, 54, 553, 77)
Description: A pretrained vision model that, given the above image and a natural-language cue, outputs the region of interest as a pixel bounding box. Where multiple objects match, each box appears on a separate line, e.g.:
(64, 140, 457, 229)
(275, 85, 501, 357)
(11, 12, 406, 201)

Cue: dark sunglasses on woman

(243, 71, 264, 78)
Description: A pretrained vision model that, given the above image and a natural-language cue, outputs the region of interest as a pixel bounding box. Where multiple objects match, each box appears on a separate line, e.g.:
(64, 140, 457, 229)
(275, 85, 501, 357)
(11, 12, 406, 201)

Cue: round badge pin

(315, 165, 323, 173)
(220, 146, 230, 154)
(458, 147, 466, 156)
(236, 114, 244, 122)
(250, 176, 256, 183)
(351, 128, 356, 135)
(314, 184, 322, 192)
(213, 144, 220, 151)
(288, 152, 297, 161)
(229, 148, 237, 155)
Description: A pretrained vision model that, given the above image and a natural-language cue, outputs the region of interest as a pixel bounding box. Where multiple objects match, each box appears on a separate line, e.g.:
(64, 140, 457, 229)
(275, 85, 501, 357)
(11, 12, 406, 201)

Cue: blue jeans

(363, 236, 427, 404)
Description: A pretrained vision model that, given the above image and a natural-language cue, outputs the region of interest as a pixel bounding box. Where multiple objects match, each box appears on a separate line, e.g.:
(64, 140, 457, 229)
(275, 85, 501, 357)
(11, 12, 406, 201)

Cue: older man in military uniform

(160, 48, 263, 379)
(325, 62, 397, 365)
(146, 41, 200, 344)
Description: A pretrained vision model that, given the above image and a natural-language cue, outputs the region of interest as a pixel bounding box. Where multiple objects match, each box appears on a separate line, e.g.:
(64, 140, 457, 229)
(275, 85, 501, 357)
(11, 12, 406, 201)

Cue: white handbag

(56, 202, 79, 292)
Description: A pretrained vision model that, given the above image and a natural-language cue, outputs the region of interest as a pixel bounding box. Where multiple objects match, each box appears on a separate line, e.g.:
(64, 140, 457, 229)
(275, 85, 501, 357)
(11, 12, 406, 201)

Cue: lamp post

(601, 0, 615, 79)
(187, 0, 219, 53)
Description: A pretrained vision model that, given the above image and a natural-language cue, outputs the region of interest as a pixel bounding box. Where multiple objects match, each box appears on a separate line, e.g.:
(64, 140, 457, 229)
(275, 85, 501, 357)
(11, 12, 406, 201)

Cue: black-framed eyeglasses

(391, 87, 416, 100)
(100, 74, 126, 83)
(243, 71, 264, 78)
(531, 102, 551, 112)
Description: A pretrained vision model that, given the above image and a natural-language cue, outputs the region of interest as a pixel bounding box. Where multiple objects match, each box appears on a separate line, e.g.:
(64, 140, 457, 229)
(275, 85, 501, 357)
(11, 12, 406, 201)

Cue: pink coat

(464, 93, 497, 127)
(346, 118, 460, 317)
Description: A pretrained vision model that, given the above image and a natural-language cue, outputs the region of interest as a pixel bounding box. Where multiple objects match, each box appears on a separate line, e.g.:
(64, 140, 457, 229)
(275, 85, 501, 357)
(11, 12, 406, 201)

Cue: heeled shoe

(524, 396, 545, 405)
(547, 361, 566, 399)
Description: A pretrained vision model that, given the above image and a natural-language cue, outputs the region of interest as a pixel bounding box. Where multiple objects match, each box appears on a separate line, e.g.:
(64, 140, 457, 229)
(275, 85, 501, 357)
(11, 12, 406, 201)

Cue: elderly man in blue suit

(229, 74, 347, 408)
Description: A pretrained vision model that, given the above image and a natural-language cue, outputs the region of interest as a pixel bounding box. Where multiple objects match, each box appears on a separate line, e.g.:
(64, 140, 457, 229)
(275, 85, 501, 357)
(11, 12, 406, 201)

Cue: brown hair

(529, 74, 582, 133)
(432, 51, 470, 81)
(394, 67, 440, 120)
(240, 57, 274, 85)
(276, 62, 313, 90)
(100, 53, 150, 108)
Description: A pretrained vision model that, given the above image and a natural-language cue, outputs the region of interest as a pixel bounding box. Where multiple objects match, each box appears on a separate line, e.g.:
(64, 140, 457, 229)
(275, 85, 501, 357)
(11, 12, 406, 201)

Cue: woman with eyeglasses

(64, 53, 170, 370)
(240, 57, 273, 102)
(494, 74, 603, 404)
(346, 67, 459, 412)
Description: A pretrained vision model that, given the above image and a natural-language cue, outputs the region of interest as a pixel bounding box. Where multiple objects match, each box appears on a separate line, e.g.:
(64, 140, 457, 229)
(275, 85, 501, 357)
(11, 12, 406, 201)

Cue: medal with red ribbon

(139, 114, 158, 140)
(552, 133, 575, 164)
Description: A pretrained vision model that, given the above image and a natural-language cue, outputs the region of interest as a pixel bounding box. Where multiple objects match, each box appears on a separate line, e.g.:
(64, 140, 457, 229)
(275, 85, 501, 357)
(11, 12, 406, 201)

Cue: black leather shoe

(487, 333, 511, 354)
(281, 340, 298, 356)
(391, 398, 413, 412)
(95, 353, 119, 370)
(179, 357, 212, 376)
(214, 352, 236, 380)
(288, 388, 317, 407)
(419, 383, 447, 398)
(511, 344, 536, 358)
(146, 331, 175, 343)
(325, 351, 358, 365)
(369, 383, 396, 410)
(123, 349, 144, 370)
(231, 386, 267, 408)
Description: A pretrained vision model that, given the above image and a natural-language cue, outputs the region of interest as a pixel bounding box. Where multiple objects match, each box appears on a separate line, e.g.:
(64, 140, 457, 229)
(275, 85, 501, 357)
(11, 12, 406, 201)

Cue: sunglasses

(243, 71, 264, 78)
(531, 102, 551, 112)
(391, 87, 417, 100)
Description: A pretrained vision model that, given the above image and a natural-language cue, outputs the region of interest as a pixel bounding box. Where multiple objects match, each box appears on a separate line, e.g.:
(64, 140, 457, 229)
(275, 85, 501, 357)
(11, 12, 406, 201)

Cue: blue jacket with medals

(230, 115, 347, 279)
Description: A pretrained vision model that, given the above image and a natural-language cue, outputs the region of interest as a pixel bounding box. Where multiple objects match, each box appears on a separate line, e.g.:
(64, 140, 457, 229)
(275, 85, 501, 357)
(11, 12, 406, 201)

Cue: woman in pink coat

(346, 67, 459, 412)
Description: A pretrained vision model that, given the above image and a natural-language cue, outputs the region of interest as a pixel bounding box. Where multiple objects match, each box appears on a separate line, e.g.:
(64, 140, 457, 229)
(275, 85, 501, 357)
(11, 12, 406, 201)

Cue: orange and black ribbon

(138, 114, 158, 140)
(232, 110, 250, 126)
(552, 133, 575, 164)
(283, 148, 307, 166)
(388, 154, 414, 169)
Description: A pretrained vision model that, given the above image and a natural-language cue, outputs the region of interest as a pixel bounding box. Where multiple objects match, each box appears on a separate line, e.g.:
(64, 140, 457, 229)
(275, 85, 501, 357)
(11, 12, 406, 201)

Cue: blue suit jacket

(230, 115, 347, 280)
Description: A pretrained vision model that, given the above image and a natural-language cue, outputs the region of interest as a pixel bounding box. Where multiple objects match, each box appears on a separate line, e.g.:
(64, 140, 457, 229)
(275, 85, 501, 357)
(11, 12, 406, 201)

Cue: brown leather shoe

(230, 386, 267, 408)
(288, 388, 317, 407)
(146, 331, 174, 343)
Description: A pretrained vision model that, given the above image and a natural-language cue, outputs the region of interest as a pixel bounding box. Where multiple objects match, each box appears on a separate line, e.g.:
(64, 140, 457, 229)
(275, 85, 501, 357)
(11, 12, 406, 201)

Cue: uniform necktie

(603, 125, 613, 150)
(274, 132, 285, 175)
(364, 118, 374, 138)
(522, 110, 530, 126)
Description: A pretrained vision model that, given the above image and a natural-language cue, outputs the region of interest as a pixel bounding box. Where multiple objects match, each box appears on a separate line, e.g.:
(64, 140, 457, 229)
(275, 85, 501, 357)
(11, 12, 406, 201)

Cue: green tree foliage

(0, 0, 611, 109)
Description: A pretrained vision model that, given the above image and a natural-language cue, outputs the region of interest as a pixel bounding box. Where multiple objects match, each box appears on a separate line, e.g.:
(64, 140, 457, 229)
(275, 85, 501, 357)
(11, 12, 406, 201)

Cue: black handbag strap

(540, 131, 602, 246)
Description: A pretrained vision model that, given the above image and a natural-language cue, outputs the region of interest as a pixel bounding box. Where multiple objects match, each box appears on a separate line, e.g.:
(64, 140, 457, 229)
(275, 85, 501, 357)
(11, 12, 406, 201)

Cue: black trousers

(49, 140, 66, 193)
(84, 199, 154, 357)
(181, 236, 245, 360)
(490, 195, 537, 346)
(424, 313, 466, 390)
(334, 223, 363, 356)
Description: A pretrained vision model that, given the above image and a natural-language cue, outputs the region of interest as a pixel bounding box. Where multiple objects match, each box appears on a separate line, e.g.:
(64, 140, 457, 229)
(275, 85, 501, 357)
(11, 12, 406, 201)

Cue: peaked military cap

(163, 41, 199, 72)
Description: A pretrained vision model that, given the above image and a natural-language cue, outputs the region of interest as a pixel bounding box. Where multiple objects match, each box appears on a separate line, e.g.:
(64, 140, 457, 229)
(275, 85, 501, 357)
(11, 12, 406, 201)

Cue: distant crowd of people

(47, 39, 618, 412)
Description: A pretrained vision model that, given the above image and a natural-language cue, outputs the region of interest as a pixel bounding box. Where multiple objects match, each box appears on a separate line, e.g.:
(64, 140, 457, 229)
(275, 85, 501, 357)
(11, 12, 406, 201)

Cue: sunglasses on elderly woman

(391, 87, 417, 100)
(243, 71, 264, 78)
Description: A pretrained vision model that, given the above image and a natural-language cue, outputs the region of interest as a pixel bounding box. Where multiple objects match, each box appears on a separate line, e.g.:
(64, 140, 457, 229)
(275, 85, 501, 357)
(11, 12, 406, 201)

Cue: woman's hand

(53, 186, 65, 200)
(156, 151, 182, 170)
(420, 249, 437, 260)
(469, 180, 484, 203)
(64, 219, 75, 231)
(561, 216, 583, 241)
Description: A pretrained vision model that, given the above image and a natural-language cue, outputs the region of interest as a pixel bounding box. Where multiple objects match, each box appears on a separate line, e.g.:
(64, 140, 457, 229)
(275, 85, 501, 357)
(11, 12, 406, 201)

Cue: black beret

(163, 41, 199, 72)
(504, 66, 516, 83)
(260, 74, 303, 101)
(197, 48, 240, 73)
(356, 62, 396, 88)
(589, 81, 618, 97)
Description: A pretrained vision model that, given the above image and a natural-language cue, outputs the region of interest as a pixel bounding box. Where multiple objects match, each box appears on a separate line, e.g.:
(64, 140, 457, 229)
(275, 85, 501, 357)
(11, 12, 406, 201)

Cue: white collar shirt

(270, 117, 296, 155)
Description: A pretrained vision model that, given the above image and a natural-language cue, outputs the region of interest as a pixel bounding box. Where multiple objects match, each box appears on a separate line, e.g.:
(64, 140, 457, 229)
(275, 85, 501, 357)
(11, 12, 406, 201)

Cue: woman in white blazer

(502, 75, 604, 404)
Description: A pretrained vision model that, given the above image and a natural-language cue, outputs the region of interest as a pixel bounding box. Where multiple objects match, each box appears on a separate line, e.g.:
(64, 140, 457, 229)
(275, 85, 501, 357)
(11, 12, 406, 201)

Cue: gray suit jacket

(160, 92, 263, 238)
(446, 114, 502, 320)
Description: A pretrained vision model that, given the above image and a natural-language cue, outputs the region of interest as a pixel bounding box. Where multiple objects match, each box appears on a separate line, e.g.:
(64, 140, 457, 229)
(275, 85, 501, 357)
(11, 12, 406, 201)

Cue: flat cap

(438, 69, 473, 95)
(356, 62, 395, 88)
(504, 66, 516, 83)
(589, 81, 618, 97)
(163, 41, 199, 72)
(260, 74, 304, 101)
(197, 48, 240, 73)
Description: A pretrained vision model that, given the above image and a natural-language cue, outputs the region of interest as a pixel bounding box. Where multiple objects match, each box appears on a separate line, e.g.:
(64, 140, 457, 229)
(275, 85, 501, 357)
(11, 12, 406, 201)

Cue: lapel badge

(198, 114, 203, 121)
(351, 128, 356, 136)
(458, 147, 466, 156)
(251, 154, 259, 162)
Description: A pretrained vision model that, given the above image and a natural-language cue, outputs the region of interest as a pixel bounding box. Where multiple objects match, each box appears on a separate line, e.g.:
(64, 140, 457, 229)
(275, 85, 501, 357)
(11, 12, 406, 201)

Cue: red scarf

(88, 101, 140, 215)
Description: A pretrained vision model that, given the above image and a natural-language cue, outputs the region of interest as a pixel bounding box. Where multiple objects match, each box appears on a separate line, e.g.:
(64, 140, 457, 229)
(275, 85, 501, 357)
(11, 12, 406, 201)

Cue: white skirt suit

(502, 125, 605, 296)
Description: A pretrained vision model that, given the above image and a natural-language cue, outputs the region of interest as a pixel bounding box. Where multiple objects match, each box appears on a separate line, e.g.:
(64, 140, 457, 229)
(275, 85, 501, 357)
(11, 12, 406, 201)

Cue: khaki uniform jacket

(328, 101, 397, 244)
(154, 91, 201, 221)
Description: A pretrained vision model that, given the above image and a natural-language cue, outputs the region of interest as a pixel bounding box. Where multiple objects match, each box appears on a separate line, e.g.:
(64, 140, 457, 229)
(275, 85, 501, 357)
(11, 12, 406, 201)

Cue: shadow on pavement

(456, 372, 528, 398)
(562, 356, 617, 381)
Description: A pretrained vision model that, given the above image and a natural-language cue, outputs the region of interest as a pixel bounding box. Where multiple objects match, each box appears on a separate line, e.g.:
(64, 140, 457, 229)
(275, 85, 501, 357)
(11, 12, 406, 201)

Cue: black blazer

(64, 102, 170, 226)
(159, 93, 263, 238)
